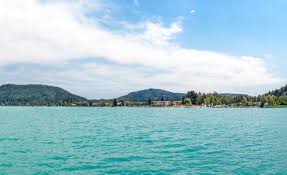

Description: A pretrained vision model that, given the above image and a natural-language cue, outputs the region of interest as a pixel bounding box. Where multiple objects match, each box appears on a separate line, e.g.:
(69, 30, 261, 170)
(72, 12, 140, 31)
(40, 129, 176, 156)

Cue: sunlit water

(0, 107, 286, 175)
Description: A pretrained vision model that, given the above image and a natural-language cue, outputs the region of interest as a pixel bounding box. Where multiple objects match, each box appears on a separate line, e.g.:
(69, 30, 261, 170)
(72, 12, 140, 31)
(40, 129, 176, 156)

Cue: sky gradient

(0, 0, 286, 98)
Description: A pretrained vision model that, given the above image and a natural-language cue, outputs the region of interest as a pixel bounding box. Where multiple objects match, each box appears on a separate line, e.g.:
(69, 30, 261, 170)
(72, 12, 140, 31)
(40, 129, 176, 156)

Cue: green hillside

(118, 88, 185, 101)
(266, 84, 287, 97)
(0, 84, 86, 106)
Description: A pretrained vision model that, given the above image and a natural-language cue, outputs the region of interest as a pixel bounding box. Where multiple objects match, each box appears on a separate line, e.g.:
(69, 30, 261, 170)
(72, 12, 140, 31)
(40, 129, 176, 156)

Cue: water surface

(0, 107, 286, 174)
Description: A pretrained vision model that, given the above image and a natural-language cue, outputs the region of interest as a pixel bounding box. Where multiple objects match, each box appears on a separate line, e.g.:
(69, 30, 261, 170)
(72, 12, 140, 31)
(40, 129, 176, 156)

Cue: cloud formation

(0, 0, 283, 98)
(190, 10, 196, 14)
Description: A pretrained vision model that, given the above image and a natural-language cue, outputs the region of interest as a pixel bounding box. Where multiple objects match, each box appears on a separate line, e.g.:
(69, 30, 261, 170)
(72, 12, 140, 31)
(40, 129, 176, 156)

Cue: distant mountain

(0, 84, 86, 105)
(266, 84, 287, 97)
(118, 88, 185, 101)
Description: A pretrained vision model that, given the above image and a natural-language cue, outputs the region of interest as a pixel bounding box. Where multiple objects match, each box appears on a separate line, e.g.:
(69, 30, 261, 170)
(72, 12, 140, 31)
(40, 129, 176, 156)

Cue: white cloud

(141, 22, 182, 46)
(190, 9, 196, 14)
(0, 0, 284, 97)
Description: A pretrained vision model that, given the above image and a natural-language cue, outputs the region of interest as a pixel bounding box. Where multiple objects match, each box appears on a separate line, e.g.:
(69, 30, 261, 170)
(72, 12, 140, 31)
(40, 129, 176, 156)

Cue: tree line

(181, 90, 287, 107)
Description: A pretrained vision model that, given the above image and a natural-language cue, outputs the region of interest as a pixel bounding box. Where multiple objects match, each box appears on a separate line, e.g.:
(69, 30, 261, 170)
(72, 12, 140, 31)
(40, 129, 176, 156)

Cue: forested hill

(118, 88, 185, 101)
(266, 84, 287, 97)
(0, 84, 86, 105)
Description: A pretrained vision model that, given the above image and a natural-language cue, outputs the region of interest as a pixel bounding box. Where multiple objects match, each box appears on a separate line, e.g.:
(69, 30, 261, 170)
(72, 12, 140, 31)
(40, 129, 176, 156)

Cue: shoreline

(0, 105, 286, 108)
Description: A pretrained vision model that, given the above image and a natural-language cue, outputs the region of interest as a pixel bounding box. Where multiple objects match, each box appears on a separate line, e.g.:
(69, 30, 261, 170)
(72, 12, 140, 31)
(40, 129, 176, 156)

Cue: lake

(0, 107, 286, 174)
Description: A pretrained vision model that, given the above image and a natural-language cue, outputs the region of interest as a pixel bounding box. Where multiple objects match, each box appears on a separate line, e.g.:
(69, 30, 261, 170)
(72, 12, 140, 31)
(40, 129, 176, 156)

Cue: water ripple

(0, 107, 286, 175)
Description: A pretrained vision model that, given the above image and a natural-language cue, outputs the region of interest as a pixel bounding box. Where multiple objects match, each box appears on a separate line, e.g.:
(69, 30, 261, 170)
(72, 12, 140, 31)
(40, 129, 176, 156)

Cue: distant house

(151, 101, 183, 107)
(90, 101, 111, 107)
(91, 102, 98, 106)
(172, 101, 182, 106)
(124, 101, 148, 107)
(151, 101, 171, 107)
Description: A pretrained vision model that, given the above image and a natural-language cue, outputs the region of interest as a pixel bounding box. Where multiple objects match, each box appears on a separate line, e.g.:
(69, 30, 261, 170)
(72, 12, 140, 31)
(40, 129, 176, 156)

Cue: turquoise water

(0, 107, 286, 175)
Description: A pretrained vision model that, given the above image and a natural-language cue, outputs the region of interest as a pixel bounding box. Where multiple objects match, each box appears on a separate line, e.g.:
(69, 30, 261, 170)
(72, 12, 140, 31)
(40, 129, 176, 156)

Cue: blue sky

(0, 0, 286, 98)
(116, 0, 287, 73)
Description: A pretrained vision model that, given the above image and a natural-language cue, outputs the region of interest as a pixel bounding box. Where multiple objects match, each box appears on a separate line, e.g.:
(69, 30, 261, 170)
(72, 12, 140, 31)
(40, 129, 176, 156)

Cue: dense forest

(0, 84, 85, 106)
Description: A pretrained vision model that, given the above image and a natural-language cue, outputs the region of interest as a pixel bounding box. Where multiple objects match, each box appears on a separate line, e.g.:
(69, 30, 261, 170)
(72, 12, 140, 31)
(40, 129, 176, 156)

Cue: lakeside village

(70, 94, 284, 108)
(74, 98, 263, 108)
(89, 99, 240, 108)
